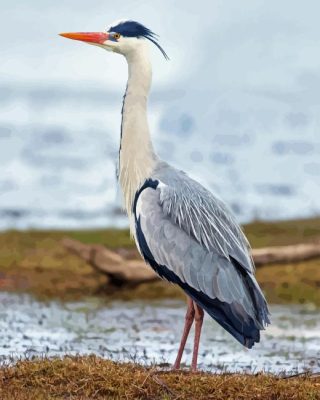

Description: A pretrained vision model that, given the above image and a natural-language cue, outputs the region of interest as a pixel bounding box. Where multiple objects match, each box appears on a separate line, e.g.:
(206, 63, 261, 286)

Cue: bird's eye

(113, 33, 121, 40)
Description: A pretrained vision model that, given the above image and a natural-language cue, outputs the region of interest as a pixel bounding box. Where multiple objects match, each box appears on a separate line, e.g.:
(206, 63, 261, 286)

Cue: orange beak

(59, 32, 110, 44)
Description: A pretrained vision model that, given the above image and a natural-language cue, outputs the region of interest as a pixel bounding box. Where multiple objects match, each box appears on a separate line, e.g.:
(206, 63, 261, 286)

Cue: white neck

(118, 43, 157, 216)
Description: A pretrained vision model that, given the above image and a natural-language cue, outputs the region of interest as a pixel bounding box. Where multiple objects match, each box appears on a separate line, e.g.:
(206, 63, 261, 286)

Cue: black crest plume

(108, 20, 169, 60)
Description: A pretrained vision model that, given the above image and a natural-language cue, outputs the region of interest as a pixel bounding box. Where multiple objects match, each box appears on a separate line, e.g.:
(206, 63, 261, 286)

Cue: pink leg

(172, 297, 195, 370)
(191, 302, 204, 371)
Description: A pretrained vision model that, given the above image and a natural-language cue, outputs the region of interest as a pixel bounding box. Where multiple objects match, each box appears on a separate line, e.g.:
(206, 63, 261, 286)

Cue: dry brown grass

(0, 356, 319, 400)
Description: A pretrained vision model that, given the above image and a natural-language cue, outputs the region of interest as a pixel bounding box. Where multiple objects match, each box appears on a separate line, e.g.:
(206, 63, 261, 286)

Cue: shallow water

(1, 292, 319, 374)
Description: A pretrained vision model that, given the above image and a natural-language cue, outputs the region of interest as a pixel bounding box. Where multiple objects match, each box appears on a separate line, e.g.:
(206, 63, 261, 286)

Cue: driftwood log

(252, 241, 320, 266)
(62, 238, 158, 286)
(62, 238, 320, 287)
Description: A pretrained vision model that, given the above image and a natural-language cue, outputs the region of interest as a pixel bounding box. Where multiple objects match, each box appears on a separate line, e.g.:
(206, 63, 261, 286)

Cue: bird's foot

(171, 362, 180, 370)
(190, 364, 197, 372)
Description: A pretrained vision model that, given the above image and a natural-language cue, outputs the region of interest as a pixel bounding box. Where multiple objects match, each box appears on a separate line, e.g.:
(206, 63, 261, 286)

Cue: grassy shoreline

(0, 217, 319, 304)
(0, 356, 319, 400)
(1, 220, 319, 399)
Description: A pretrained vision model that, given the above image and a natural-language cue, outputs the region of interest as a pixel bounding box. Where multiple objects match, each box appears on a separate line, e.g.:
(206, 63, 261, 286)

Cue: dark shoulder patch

(132, 178, 159, 216)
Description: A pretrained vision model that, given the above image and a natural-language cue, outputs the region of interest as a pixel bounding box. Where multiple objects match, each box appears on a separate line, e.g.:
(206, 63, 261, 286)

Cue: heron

(60, 20, 270, 371)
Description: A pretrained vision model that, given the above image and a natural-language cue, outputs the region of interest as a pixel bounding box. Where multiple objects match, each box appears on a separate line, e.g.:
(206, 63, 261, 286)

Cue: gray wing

(155, 163, 254, 273)
(134, 168, 270, 347)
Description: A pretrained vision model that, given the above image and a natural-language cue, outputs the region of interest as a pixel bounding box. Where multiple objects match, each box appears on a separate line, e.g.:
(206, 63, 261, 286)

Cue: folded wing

(133, 170, 270, 348)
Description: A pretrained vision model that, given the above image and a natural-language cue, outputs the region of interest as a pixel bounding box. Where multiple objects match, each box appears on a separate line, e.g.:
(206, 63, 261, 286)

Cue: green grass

(243, 217, 320, 248)
(0, 217, 319, 304)
(0, 228, 179, 301)
(0, 356, 319, 400)
(257, 258, 320, 306)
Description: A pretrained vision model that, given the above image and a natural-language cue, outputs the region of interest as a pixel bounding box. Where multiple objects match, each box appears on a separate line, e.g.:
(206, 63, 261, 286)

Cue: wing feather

(154, 163, 253, 272)
(134, 180, 270, 348)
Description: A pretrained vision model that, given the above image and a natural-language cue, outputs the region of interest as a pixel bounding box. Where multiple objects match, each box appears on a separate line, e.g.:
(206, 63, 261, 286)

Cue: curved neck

(118, 45, 157, 215)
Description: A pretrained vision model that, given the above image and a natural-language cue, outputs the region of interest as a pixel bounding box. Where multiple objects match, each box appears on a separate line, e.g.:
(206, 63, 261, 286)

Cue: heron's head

(59, 19, 168, 60)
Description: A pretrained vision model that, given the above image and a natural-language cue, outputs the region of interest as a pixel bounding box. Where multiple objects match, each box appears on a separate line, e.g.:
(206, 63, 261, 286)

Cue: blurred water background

(1, 0, 320, 230)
